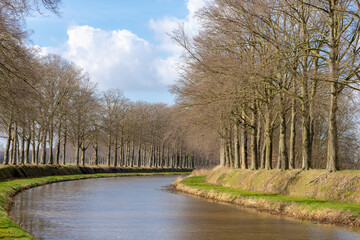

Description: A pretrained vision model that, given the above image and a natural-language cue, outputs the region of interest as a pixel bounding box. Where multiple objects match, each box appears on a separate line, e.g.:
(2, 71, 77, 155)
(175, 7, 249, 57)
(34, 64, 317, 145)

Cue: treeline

(0, 0, 211, 169)
(172, 0, 360, 171)
(3, 80, 198, 169)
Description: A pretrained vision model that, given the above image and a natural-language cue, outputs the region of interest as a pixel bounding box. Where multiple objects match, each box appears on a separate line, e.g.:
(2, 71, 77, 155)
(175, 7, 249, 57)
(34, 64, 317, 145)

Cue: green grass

(0, 172, 189, 240)
(182, 176, 360, 217)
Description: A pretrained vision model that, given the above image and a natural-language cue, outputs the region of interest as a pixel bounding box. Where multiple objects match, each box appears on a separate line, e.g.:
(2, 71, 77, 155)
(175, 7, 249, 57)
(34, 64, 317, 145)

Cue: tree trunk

(300, 3, 311, 171)
(250, 128, 257, 170)
(120, 140, 124, 166)
(114, 136, 118, 167)
(94, 145, 99, 166)
(161, 144, 165, 167)
(327, 10, 339, 171)
(227, 141, 233, 167)
(177, 150, 181, 168)
(224, 140, 229, 167)
(36, 137, 41, 165)
(279, 109, 289, 171)
(256, 118, 262, 163)
(264, 111, 272, 170)
(10, 129, 15, 164)
(301, 108, 311, 170)
(250, 103, 258, 170)
(19, 128, 25, 164)
(4, 117, 13, 165)
(144, 145, 148, 167)
(16, 131, 20, 164)
(327, 83, 339, 171)
(309, 59, 319, 167)
(240, 129, 248, 169)
(31, 125, 36, 164)
(277, 139, 281, 170)
(127, 142, 131, 167)
(233, 123, 240, 168)
(219, 135, 225, 167)
(172, 150, 175, 168)
(138, 143, 142, 167)
(55, 139, 61, 165)
(301, 73, 311, 170)
(107, 133, 111, 167)
(10, 131, 15, 165)
(130, 141, 134, 167)
(122, 136, 126, 166)
(12, 123, 19, 164)
(25, 130, 31, 164)
(40, 129, 47, 164)
(81, 144, 86, 166)
(260, 140, 266, 169)
(62, 129, 67, 165)
(55, 121, 62, 165)
(48, 123, 54, 164)
(289, 94, 296, 169)
(125, 143, 129, 167)
(264, 132, 272, 170)
(75, 134, 80, 166)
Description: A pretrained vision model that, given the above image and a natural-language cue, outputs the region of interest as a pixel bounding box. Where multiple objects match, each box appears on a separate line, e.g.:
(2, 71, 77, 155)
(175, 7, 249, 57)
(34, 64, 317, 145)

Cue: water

(10, 176, 360, 240)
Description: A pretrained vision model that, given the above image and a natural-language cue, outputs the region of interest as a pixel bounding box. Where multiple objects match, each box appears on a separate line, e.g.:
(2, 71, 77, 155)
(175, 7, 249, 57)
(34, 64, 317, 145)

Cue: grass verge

(0, 172, 189, 240)
(175, 175, 360, 227)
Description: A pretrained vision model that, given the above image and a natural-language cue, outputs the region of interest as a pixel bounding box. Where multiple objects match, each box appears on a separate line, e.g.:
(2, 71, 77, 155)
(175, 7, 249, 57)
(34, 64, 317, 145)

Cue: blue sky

(27, 0, 188, 47)
(26, 0, 205, 104)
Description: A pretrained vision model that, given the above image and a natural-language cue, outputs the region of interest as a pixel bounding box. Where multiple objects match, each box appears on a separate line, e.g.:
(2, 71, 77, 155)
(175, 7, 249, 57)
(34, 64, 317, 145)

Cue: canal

(10, 175, 360, 240)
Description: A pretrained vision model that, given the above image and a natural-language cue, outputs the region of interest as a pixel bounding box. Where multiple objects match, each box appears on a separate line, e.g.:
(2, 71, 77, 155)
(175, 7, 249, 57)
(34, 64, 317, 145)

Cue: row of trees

(2, 75, 197, 169)
(0, 43, 204, 168)
(0, 0, 213, 169)
(172, 0, 360, 171)
(1, 51, 201, 168)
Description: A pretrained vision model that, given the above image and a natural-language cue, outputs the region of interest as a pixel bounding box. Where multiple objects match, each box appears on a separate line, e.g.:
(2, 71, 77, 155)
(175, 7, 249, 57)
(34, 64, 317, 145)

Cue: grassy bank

(173, 168, 360, 227)
(0, 164, 192, 180)
(1, 171, 189, 240)
(204, 167, 360, 204)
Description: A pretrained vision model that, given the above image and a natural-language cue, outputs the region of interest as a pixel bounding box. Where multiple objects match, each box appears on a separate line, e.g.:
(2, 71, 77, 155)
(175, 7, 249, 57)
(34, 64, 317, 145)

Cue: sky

(26, 0, 206, 104)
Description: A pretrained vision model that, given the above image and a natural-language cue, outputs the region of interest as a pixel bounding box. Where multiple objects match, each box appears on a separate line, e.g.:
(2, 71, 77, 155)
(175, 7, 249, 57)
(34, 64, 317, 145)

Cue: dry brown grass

(204, 167, 360, 204)
(189, 168, 214, 177)
(174, 181, 360, 227)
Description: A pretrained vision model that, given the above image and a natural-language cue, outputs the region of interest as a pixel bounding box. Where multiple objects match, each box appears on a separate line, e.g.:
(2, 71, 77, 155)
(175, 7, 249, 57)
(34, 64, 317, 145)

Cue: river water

(10, 175, 360, 240)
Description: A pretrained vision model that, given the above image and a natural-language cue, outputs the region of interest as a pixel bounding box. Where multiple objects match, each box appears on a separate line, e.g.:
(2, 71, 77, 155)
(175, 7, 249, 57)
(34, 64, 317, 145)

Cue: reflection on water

(10, 176, 360, 240)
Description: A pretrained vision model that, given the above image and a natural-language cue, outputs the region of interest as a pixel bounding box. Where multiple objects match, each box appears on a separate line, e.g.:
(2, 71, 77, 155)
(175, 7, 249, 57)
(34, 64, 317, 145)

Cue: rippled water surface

(10, 175, 360, 240)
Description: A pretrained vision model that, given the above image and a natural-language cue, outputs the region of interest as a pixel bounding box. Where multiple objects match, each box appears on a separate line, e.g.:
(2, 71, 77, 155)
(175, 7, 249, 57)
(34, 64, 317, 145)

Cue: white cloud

(37, 0, 207, 103)
(32, 45, 62, 56)
(150, 0, 206, 43)
(63, 25, 162, 91)
(149, 0, 207, 84)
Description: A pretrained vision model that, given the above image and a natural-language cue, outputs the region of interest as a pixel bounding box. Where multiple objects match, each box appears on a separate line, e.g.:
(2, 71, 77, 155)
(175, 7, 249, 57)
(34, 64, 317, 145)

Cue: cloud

(33, 45, 62, 56)
(63, 25, 164, 91)
(37, 0, 207, 103)
(149, 0, 207, 83)
(150, 0, 206, 47)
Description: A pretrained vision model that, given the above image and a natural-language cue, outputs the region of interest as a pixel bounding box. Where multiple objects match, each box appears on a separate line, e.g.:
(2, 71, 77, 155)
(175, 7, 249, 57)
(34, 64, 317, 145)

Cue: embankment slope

(174, 167, 360, 226)
(204, 167, 360, 204)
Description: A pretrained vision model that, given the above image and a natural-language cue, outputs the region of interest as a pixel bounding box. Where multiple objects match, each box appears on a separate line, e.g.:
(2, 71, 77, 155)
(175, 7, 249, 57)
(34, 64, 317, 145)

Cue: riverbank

(0, 166, 190, 240)
(0, 164, 191, 180)
(173, 167, 360, 227)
